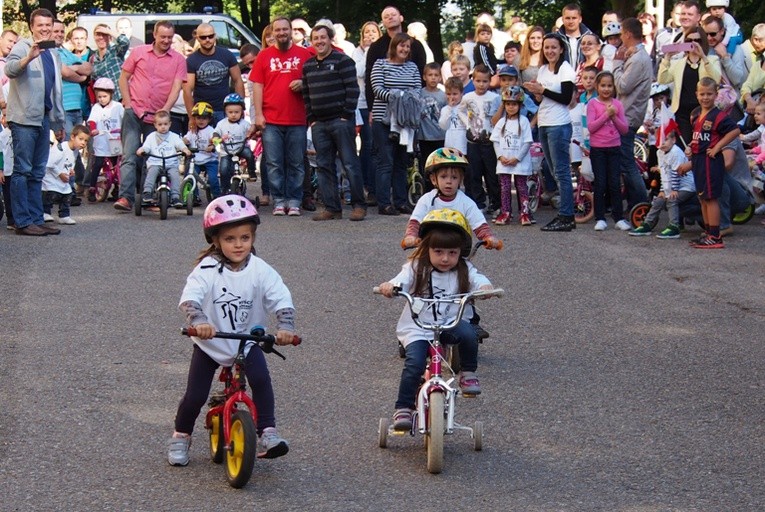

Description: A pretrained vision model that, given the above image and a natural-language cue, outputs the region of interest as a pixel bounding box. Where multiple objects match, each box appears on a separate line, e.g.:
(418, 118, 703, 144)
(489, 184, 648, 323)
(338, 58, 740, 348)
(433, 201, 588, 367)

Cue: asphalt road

(1, 199, 764, 511)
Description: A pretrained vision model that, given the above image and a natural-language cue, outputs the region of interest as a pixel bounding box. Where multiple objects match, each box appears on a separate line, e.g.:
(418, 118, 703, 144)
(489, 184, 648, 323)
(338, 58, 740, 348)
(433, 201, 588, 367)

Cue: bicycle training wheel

(159, 189, 169, 220)
(209, 412, 224, 463)
(473, 421, 483, 451)
(426, 391, 445, 474)
(225, 410, 256, 488)
(574, 191, 594, 223)
(182, 181, 194, 216)
(527, 175, 540, 213)
(407, 175, 424, 207)
(378, 417, 390, 448)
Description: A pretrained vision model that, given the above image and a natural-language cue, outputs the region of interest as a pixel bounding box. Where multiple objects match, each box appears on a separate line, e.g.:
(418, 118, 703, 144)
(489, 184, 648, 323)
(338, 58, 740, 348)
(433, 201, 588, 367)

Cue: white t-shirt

(0, 128, 13, 177)
(42, 141, 77, 194)
(214, 118, 251, 155)
(490, 115, 534, 176)
(184, 125, 216, 165)
(536, 61, 576, 127)
(179, 255, 294, 366)
(411, 189, 488, 232)
(462, 91, 500, 143)
(389, 260, 491, 347)
(88, 101, 124, 157)
(139, 131, 186, 168)
(658, 144, 694, 193)
(439, 104, 468, 153)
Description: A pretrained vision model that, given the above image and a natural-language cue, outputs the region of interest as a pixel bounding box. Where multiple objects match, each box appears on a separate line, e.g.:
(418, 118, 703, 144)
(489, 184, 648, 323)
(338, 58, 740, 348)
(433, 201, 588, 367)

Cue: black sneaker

(474, 325, 490, 342)
(70, 196, 82, 207)
(541, 215, 576, 232)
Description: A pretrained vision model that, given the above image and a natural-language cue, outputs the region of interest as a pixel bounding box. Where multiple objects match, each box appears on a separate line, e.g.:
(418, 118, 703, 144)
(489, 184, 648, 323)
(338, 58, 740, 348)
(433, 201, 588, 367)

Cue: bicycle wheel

(527, 175, 540, 213)
(426, 391, 445, 474)
(629, 202, 651, 228)
(95, 177, 111, 202)
(473, 421, 483, 451)
(234, 178, 247, 197)
(378, 417, 390, 448)
(159, 189, 169, 220)
(633, 136, 648, 163)
(209, 412, 224, 463)
(225, 410, 256, 488)
(407, 175, 424, 207)
(732, 203, 755, 225)
(574, 190, 594, 223)
(182, 181, 194, 216)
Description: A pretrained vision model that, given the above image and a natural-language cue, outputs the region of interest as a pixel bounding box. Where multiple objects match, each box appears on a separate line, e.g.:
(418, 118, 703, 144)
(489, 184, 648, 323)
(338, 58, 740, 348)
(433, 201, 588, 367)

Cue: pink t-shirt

(122, 45, 186, 118)
(249, 44, 310, 126)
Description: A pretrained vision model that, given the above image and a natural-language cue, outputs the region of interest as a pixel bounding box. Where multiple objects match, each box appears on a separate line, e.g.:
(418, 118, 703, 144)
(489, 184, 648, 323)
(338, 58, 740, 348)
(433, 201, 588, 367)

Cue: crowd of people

(1, 2, 764, 248)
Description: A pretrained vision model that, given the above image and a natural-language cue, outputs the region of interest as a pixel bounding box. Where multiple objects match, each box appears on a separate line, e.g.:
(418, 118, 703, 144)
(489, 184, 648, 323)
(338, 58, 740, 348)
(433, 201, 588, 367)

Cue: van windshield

(210, 20, 244, 50)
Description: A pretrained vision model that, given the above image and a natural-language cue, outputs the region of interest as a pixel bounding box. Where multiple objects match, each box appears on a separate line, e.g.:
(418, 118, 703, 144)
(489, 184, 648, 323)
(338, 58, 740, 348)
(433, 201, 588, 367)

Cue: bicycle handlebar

(181, 327, 301, 360)
(372, 286, 504, 332)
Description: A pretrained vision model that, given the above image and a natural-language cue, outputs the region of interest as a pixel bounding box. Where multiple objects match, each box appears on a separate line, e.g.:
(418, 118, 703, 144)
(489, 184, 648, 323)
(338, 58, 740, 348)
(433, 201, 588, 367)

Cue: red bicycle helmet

(203, 195, 260, 242)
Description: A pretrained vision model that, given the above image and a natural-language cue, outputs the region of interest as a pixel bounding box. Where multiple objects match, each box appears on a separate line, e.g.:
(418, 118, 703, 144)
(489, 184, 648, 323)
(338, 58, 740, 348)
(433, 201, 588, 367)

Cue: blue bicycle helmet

(223, 93, 245, 108)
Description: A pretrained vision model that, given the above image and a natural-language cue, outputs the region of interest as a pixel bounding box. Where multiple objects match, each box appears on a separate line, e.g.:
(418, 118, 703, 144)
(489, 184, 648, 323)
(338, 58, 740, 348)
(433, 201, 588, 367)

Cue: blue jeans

(9, 118, 50, 228)
(590, 146, 624, 222)
(196, 160, 220, 198)
(620, 129, 649, 209)
(218, 146, 254, 195)
(42, 191, 71, 218)
(262, 124, 306, 209)
(119, 109, 157, 204)
(395, 320, 478, 410)
(372, 121, 408, 209)
(312, 118, 365, 211)
(538, 123, 574, 217)
(63, 110, 83, 141)
(358, 108, 375, 195)
(719, 173, 752, 229)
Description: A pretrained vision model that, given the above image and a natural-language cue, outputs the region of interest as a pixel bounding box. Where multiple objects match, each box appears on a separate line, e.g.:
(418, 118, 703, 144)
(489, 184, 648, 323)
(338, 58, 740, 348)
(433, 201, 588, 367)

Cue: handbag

(715, 71, 744, 123)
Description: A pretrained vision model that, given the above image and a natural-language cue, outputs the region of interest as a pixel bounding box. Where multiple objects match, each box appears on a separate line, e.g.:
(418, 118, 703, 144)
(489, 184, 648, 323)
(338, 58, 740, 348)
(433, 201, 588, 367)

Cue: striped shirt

(301, 50, 359, 124)
(369, 59, 421, 122)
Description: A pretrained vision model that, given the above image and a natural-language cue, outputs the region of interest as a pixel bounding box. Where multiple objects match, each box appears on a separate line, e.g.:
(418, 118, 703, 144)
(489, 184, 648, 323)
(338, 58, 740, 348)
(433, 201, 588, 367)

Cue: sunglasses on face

(198, 34, 215, 40)
(685, 37, 701, 42)
(706, 31, 720, 38)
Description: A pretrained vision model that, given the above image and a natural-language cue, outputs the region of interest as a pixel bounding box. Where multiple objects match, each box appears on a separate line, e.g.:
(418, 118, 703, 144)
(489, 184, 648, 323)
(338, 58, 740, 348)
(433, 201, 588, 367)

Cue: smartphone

(661, 42, 695, 54)
(38, 40, 56, 50)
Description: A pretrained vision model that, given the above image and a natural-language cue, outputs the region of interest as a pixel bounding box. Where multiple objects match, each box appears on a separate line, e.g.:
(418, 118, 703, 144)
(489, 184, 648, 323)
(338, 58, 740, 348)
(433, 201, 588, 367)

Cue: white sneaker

(615, 219, 632, 231)
(594, 220, 607, 231)
(167, 435, 191, 466)
(43, 213, 54, 223)
(57, 216, 76, 225)
(756, 204, 765, 215)
(257, 427, 289, 459)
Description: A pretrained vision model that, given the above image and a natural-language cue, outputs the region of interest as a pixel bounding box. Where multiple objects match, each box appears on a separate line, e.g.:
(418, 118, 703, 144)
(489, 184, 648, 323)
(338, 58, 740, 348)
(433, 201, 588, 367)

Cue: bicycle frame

(218, 140, 250, 191)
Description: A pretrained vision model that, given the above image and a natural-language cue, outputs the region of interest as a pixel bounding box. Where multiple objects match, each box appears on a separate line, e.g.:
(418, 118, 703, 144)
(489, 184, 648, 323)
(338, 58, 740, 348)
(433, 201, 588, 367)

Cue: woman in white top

(352, 21, 382, 204)
(523, 32, 576, 231)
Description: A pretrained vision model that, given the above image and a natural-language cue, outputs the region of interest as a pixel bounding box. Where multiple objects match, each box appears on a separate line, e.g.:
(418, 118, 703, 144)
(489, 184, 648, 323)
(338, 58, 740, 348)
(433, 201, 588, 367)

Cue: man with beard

(249, 17, 311, 216)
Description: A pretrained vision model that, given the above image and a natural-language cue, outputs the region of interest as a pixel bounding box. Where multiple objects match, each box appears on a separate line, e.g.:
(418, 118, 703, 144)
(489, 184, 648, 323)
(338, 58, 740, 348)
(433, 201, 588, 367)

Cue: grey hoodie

(5, 38, 65, 129)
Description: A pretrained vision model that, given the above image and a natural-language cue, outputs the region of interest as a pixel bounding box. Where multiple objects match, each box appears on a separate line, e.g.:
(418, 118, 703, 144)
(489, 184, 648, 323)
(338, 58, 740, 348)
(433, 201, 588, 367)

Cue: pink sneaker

(520, 213, 532, 226)
(287, 207, 301, 216)
(493, 212, 511, 225)
(272, 206, 286, 216)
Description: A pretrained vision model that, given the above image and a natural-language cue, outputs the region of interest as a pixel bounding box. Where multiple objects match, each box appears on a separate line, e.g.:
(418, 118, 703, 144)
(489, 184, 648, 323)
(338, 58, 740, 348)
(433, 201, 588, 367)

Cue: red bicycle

(94, 129, 122, 202)
(181, 326, 301, 488)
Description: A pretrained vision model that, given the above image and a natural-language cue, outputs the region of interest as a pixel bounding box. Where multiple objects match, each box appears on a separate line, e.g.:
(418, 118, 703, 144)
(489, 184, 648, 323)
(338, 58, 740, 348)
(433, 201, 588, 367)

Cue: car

(76, 12, 261, 59)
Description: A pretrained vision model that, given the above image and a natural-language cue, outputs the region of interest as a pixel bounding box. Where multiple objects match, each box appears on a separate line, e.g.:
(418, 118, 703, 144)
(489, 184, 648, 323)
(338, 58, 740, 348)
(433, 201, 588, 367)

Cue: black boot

(541, 215, 576, 232)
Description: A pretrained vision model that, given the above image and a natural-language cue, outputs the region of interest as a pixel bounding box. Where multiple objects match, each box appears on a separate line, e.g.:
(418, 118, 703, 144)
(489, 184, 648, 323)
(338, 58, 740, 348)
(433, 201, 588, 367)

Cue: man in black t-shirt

(183, 23, 245, 126)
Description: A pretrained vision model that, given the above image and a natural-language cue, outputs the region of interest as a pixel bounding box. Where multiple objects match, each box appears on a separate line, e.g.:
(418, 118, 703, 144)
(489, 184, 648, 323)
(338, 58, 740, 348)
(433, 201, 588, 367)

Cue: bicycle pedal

(461, 392, 478, 398)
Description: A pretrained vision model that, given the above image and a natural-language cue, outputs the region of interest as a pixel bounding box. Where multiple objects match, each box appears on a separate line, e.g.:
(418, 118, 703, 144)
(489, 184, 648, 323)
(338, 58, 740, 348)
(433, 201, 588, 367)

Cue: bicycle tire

(225, 410, 256, 488)
(159, 189, 169, 220)
(473, 421, 483, 451)
(426, 391, 445, 474)
(407, 175, 424, 207)
(182, 181, 194, 216)
(378, 417, 389, 448)
(95, 177, 111, 203)
(527, 175, 540, 213)
(574, 190, 594, 223)
(209, 412, 224, 463)
(732, 203, 754, 225)
(629, 202, 651, 228)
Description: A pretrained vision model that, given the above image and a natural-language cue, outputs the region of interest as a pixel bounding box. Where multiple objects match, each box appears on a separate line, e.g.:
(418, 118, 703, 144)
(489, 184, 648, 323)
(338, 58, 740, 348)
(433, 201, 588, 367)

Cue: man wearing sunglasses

(704, 16, 746, 90)
(184, 23, 245, 126)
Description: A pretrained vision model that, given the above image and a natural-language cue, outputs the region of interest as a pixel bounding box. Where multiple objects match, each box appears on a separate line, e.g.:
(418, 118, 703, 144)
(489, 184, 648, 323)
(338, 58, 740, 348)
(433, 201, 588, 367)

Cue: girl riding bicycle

(168, 195, 298, 466)
(86, 77, 124, 203)
(378, 208, 494, 431)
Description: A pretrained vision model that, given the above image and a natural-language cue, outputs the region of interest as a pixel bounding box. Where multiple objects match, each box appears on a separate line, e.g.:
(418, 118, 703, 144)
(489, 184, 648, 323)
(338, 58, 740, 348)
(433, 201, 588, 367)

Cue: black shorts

(691, 153, 724, 200)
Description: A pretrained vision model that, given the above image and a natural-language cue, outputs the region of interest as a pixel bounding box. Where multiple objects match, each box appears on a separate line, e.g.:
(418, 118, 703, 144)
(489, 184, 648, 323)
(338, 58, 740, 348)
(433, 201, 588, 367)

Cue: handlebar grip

(182, 327, 197, 337)
(292, 335, 302, 346)
(372, 286, 382, 294)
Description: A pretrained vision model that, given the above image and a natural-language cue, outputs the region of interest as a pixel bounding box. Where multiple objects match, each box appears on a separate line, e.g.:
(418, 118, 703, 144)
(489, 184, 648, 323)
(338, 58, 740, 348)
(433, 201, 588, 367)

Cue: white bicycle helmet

(649, 82, 671, 98)
(603, 22, 621, 38)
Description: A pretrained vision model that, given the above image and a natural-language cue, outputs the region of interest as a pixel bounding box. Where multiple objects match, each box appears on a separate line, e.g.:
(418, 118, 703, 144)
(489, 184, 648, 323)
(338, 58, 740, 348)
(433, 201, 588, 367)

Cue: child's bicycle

(217, 139, 259, 206)
(180, 148, 211, 216)
(181, 326, 301, 488)
(135, 151, 185, 220)
(406, 152, 424, 207)
(374, 286, 503, 474)
(93, 128, 122, 202)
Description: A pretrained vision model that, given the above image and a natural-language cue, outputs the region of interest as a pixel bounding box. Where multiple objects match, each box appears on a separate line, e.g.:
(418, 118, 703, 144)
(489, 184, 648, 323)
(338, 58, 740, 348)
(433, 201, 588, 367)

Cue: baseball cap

(498, 65, 518, 77)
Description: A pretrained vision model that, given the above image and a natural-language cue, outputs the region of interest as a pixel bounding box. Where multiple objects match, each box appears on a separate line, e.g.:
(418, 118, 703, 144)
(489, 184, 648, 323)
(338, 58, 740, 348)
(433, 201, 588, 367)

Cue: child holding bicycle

(136, 110, 190, 208)
(378, 208, 494, 431)
(184, 102, 221, 198)
(213, 93, 256, 194)
(169, 195, 297, 466)
(86, 77, 124, 203)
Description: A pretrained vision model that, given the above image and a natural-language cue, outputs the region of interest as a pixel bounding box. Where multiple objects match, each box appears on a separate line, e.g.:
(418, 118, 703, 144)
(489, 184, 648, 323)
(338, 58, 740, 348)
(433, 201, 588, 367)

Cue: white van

(75, 12, 261, 59)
